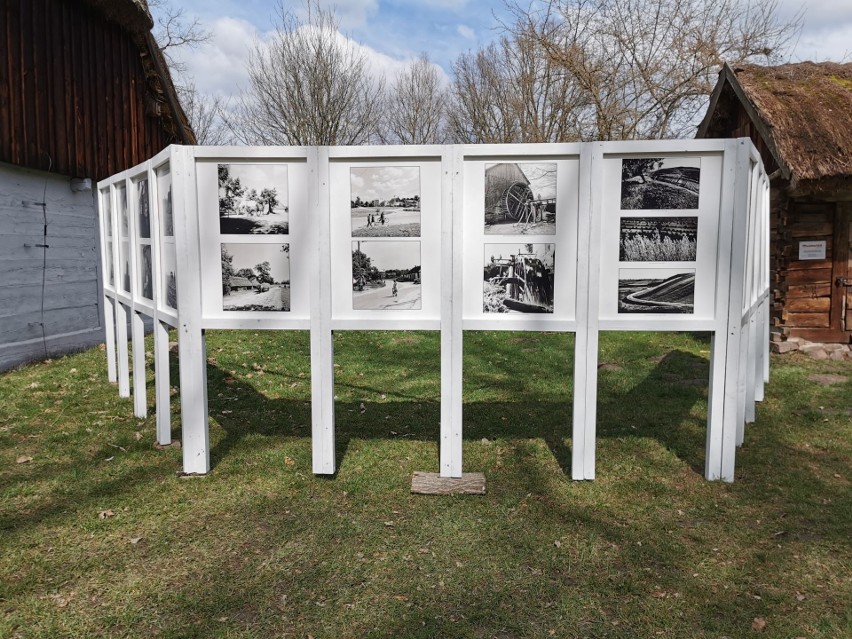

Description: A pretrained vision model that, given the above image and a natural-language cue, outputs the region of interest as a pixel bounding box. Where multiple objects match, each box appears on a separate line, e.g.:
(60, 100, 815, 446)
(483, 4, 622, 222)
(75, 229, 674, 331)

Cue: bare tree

(227, 1, 384, 145)
(147, 0, 210, 77)
(446, 14, 589, 144)
(380, 54, 447, 144)
(501, 0, 803, 140)
(177, 83, 231, 145)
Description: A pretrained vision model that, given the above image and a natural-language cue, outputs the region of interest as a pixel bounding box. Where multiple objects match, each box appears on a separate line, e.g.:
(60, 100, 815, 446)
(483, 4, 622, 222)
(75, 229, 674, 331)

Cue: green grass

(1, 331, 849, 638)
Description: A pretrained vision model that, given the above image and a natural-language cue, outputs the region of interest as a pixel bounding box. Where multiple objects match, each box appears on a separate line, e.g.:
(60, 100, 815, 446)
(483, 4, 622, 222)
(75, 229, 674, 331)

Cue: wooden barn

(0, 0, 194, 371)
(697, 62, 851, 344)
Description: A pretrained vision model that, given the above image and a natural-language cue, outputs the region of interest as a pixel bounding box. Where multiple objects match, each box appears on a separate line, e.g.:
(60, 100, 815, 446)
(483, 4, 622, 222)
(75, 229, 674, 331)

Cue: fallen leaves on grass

(98, 509, 115, 519)
(16, 455, 33, 464)
(752, 617, 767, 632)
(129, 537, 143, 544)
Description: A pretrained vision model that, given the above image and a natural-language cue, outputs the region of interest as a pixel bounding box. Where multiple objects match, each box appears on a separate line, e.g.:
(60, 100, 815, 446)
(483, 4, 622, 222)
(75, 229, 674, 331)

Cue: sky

(350, 166, 420, 201)
(224, 242, 290, 280)
(164, 0, 852, 108)
(352, 240, 420, 270)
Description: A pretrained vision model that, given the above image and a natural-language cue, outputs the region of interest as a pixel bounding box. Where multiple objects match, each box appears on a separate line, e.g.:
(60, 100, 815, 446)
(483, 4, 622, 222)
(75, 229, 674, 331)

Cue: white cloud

(456, 24, 475, 40)
(792, 25, 852, 62)
(309, 0, 379, 30)
(173, 16, 258, 96)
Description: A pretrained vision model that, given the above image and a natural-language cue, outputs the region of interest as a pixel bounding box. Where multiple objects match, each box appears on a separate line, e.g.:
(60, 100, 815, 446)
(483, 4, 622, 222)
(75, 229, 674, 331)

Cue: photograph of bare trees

(619, 217, 697, 261)
(161, 246, 177, 310)
(618, 268, 695, 314)
(621, 158, 700, 210)
(219, 164, 289, 235)
(160, 183, 174, 237)
(221, 243, 290, 311)
(484, 163, 556, 235)
(140, 245, 153, 300)
(483, 243, 555, 313)
(137, 179, 150, 239)
(352, 241, 421, 310)
(351, 167, 421, 237)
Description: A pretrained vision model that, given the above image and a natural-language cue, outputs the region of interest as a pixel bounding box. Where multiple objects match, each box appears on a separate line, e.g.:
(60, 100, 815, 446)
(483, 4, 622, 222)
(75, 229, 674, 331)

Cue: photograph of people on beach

(219, 164, 289, 235)
(351, 241, 421, 310)
(350, 166, 421, 237)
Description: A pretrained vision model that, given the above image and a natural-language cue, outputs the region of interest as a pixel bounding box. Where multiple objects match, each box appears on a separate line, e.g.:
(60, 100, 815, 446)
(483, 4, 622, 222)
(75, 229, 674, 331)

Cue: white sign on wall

(798, 240, 826, 260)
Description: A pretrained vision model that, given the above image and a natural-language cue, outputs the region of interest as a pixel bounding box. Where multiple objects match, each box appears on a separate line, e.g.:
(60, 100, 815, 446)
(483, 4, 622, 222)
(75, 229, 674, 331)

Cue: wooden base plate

(411, 472, 486, 495)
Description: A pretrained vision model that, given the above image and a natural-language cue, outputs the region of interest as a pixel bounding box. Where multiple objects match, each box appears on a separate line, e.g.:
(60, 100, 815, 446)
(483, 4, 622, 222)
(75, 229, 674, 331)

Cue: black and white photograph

(352, 241, 421, 310)
(484, 163, 556, 235)
(219, 164, 289, 235)
(160, 181, 174, 237)
(139, 245, 153, 300)
(120, 241, 130, 293)
(483, 243, 555, 313)
(621, 157, 701, 210)
(105, 240, 114, 286)
(137, 178, 150, 239)
(103, 196, 113, 238)
(161, 244, 178, 309)
(618, 268, 695, 314)
(619, 216, 698, 262)
(350, 166, 420, 237)
(221, 243, 290, 312)
(118, 186, 128, 238)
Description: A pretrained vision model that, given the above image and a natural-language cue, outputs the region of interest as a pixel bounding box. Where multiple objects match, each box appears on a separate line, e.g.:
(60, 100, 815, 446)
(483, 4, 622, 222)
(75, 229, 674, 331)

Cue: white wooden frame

(96, 140, 770, 483)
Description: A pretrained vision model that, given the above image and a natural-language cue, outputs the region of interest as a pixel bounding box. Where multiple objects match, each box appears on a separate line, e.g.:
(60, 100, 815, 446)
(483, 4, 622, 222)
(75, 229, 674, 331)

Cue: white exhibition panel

(193, 147, 312, 329)
(461, 145, 581, 331)
(328, 147, 445, 330)
(95, 140, 771, 484)
(597, 150, 723, 326)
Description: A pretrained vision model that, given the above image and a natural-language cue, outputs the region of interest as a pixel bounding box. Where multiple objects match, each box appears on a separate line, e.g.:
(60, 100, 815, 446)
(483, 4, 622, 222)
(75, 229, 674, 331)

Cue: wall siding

(0, 162, 104, 371)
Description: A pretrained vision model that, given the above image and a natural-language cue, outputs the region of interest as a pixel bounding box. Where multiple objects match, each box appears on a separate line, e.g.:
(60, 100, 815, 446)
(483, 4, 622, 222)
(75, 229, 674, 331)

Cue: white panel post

(706, 140, 740, 480)
(131, 311, 147, 418)
(154, 319, 172, 445)
(103, 296, 117, 383)
(115, 301, 131, 398)
(719, 140, 752, 481)
(572, 143, 600, 480)
(172, 147, 209, 474)
(441, 147, 463, 477)
(311, 147, 336, 474)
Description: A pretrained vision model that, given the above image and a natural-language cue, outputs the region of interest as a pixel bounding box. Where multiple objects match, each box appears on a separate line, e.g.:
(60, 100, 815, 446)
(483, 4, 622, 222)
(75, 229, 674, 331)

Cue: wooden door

(839, 203, 852, 336)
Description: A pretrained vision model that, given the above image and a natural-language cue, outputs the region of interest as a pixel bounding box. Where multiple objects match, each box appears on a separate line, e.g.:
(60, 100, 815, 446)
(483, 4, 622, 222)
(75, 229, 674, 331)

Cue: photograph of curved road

(353, 279, 421, 310)
(618, 269, 695, 314)
(352, 240, 421, 310)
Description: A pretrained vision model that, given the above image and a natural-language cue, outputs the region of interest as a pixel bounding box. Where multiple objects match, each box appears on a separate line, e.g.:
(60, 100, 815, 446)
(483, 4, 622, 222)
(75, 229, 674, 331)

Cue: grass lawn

(1, 331, 849, 638)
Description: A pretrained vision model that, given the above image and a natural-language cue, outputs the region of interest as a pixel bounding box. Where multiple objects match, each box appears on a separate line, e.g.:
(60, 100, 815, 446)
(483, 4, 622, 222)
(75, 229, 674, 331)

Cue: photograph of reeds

(219, 164, 289, 235)
(161, 245, 177, 309)
(484, 162, 556, 235)
(221, 243, 291, 311)
(618, 268, 695, 314)
(619, 216, 697, 262)
(621, 157, 700, 210)
(160, 182, 174, 237)
(350, 166, 421, 237)
(483, 243, 555, 313)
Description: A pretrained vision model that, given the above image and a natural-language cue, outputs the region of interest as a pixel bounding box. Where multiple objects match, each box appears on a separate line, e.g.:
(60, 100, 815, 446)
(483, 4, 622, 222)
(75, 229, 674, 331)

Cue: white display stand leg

(115, 301, 131, 398)
(311, 147, 335, 474)
(178, 327, 209, 474)
(154, 319, 172, 445)
(745, 312, 758, 425)
(310, 327, 335, 474)
(103, 296, 117, 383)
(132, 311, 147, 418)
(705, 332, 727, 480)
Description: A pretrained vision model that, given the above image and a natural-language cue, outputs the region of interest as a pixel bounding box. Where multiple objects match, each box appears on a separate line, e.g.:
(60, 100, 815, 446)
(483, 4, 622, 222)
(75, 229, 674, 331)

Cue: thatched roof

(698, 62, 852, 193)
(80, 0, 196, 145)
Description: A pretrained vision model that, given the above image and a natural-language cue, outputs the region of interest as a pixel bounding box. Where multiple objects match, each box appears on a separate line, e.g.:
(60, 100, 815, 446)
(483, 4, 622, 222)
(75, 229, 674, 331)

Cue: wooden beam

(411, 472, 486, 496)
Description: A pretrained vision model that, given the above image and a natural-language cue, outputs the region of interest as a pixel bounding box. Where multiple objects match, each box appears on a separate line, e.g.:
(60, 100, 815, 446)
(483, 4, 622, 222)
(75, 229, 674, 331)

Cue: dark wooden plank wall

(0, 0, 175, 181)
